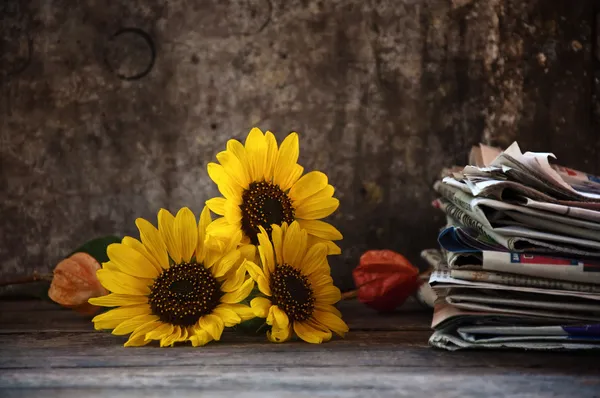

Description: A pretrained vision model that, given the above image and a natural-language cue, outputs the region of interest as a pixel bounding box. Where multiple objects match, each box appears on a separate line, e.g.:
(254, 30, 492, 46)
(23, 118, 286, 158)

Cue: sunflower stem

(0, 271, 53, 288)
(340, 289, 358, 300)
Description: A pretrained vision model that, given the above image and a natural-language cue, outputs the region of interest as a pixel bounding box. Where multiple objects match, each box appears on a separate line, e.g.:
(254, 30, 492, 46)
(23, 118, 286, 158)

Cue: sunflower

(205, 127, 342, 256)
(89, 206, 255, 347)
(245, 221, 348, 343)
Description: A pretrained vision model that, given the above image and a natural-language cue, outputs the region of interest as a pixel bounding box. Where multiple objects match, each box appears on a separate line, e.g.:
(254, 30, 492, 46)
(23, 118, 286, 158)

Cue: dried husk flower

(352, 250, 421, 312)
(48, 252, 108, 315)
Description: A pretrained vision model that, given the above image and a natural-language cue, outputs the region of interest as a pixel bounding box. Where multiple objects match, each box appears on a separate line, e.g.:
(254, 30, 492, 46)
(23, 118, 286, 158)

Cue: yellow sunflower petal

(145, 323, 174, 341)
(271, 224, 284, 265)
(273, 132, 299, 190)
(295, 197, 339, 220)
(92, 304, 151, 330)
(267, 323, 292, 343)
(207, 163, 243, 202)
(212, 249, 241, 278)
(224, 200, 242, 224)
(263, 131, 279, 181)
(199, 314, 224, 341)
(289, 171, 328, 203)
(121, 237, 163, 274)
(89, 293, 148, 307)
(283, 222, 307, 269)
(158, 209, 182, 263)
(314, 285, 342, 304)
(136, 218, 170, 269)
(245, 260, 271, 296)
(296, 219, 342, 241)
(189, 329, 212, 347)
(293, 321, 327, 344)
(281, 164, 304, 192)
(306, 236, 342, 256)
(213, 305, 242, 327)
(313, 310, 349, 337)
(162, 334, 179, 349)
(107, 243, 159, 279)
(224, 229, 243, 254)
(250, 297, 272, 318)
(174, 207, 198, 263)
(164, 330, 183, 349)
(307, 319, 333, 342)
(245, 127, 267, 181)
(257, 226, 275, 275)
(206, 197, 226, 215)
(311, 273, 335, 288)
(220, 260, 248, 292)
(206, 217, 239, 240)
(270, 306, 289, 329)
(294, 184, 335, 209)
(197, 206, 212, 263)
(224, 303, 255, 321)
(203, 239, 226, 268)
(102, 261, 120, 273)
(112, 314, 159, 336)
(96, 269, 151, 295)
(298, 242, 328, 276)
(239, 244, 257, 261)
(160, 326, 182, 347)
(227, 139, 252, 185)
(217, 150, 250, 189)
(324, 241, 341, 255)
(177, 327, 190, 343)
(221, 278, 254, 303)
(124, 320, 162, 347)
(315, 303, 343, 318)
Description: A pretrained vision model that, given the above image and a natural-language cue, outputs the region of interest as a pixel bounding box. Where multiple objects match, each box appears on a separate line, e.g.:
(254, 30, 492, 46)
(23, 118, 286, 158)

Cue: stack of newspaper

(424, 142, 600, 351)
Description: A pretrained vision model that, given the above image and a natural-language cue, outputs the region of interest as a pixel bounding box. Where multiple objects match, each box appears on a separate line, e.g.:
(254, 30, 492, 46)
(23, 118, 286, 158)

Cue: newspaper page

(429, 329, 600, 351)
(429, 303, 600, 350)
(483, 251, 600, 285)
(457, 324, 600, 338)
(469, 141, 600, 196)
(438, 201, 600, 256)
(450, 268, 600, 293)
(429, 268, 600, 301)
(491, 142, 600, 201)
(430, 301, 575, 330)
(516, 196, 600, 222)
(435, 180, 600, 233)
(445, 299, 600, 322)
(445, 290, 600, 320)
(443, 176, 600, 210)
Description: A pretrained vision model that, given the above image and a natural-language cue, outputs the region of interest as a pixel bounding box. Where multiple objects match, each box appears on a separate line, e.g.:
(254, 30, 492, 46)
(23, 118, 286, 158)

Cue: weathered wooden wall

(1, 0, 598, 290)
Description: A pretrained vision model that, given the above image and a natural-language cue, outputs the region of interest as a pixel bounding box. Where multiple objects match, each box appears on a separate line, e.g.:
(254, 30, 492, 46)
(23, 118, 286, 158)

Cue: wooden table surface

(1, 299, 599, 397)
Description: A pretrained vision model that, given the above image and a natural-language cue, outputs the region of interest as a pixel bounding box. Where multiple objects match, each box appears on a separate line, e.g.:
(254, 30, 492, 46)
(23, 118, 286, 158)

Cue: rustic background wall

(1, 0, 598, 291)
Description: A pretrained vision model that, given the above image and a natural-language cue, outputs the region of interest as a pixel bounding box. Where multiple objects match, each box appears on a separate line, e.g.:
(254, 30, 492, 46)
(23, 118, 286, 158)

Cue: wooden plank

(1, 329, 599, 372)
(1, 367, 600, 397)
(0, 330, 430, 352)
(1, 299, 600, 396)
(0, 300, 435, 332)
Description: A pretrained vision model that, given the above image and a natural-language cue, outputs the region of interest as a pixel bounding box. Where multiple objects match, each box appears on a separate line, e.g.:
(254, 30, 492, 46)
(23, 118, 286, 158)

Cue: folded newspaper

(425, 142, 600, 351)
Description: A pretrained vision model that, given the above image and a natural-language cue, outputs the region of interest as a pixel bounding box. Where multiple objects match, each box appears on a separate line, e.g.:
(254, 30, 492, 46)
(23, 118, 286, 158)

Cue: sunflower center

(240, 181, 295, 244)
(270, 264, 315, 322)
(148, 262, 222, 327)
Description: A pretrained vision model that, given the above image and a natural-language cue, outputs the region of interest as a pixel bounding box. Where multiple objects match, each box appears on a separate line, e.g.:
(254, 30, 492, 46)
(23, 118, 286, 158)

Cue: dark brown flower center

(270, 264, 315, 322)
(240, 181, 295, 244)
(148, 262, 222, 327)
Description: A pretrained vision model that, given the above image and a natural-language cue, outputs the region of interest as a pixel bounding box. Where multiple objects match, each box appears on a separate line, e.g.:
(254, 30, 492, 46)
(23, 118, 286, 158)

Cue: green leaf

(235, 286, 270, 335)
(235, 317, 270, 335)
(68, 235, 122, 263)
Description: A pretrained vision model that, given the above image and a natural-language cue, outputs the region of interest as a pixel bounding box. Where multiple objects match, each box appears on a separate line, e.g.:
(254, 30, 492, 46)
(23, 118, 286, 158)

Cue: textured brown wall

(1, 0, 598, 290)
